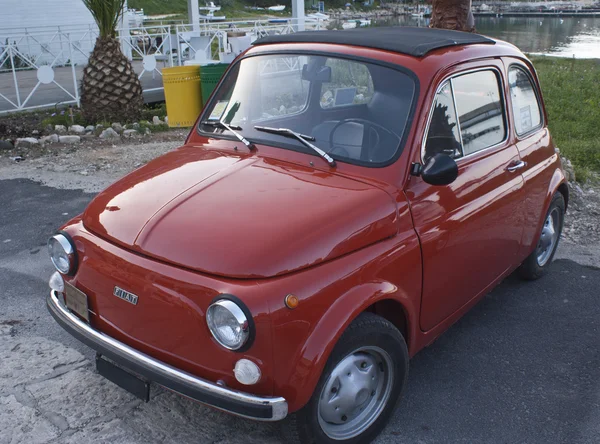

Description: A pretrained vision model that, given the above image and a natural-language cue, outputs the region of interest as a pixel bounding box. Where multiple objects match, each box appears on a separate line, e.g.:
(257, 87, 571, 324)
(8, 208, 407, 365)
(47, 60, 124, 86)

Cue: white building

(1, 0, 98, 66)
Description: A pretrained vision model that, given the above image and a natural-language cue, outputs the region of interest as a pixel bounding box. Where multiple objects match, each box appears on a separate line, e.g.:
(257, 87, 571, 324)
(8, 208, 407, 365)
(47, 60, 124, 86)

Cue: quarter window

(424, 81, 462, 162)
(452, 70, 507, 155)
(508, 66, 542, 135)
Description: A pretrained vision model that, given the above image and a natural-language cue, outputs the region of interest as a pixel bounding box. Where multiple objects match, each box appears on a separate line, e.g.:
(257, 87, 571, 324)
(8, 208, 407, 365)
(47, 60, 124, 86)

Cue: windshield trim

(196, 49, 420, 169)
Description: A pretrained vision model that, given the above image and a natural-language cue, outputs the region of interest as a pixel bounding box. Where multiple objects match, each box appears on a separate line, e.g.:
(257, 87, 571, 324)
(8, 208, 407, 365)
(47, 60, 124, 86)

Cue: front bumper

(47, 290, 288, 421)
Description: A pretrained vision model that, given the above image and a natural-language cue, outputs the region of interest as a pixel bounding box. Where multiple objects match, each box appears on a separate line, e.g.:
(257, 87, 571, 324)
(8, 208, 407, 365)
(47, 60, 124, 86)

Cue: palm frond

(82, 0, 127, 38)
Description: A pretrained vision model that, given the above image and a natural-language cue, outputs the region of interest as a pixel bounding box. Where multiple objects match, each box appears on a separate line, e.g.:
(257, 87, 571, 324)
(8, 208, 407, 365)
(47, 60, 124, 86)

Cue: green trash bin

(200, 63, 229, 106)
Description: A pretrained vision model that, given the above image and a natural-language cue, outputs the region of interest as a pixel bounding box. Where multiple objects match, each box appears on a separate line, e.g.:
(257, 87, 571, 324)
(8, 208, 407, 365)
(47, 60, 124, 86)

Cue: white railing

(0, 17, 326, 114)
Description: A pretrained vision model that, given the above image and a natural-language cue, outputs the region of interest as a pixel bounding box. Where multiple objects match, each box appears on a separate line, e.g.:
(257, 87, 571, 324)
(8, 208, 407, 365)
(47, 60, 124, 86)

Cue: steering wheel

(329, 118, 399, 162)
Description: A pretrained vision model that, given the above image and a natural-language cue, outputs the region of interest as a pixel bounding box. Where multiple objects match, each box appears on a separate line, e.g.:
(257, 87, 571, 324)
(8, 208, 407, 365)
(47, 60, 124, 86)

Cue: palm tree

(430, 0, 475, 32)
(80, 0, 143, 123)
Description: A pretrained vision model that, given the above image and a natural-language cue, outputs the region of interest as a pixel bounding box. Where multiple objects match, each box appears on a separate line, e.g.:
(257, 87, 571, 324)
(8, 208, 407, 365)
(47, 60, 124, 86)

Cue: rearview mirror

(302, 63, 332, 83)
(421, 153, 458, 186)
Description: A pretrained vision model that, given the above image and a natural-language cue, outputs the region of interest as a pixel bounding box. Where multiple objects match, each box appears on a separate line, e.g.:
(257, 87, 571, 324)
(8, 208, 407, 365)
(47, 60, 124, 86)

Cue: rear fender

(527, 166, 567, 255)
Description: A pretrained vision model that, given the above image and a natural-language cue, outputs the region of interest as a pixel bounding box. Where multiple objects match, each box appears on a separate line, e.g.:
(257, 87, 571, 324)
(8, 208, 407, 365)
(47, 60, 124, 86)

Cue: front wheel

(518, 192, 565, 280)
(282, 313, 409, 444)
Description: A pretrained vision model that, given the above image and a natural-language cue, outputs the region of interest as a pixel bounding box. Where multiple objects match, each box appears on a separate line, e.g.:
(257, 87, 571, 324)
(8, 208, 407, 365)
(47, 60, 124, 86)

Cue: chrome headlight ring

(48, 232, 78, 276)
(206, 295, 255, 352)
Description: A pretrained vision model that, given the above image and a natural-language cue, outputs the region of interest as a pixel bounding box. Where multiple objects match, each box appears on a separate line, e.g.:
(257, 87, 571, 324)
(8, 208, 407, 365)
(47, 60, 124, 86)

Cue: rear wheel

(518, 192, 565, 280)
(282, 312, 408, 444)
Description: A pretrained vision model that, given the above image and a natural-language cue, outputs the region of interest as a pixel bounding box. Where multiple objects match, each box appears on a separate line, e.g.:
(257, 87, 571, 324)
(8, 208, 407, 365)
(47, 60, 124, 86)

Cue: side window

(258, 56, 309, 118)
(320, 59, 374, 109)
(508, 66, 542, 135)
(452, 70, 507, 156)
(424, 81, 462, 162)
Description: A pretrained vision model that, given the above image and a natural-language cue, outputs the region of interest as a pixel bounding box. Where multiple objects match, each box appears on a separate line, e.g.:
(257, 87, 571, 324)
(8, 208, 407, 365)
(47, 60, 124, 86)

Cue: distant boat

(199, 11, 227, 21)
(199, 1, 221, 11)
(199, 2, 226, 21)
(268, 18, 288, 23)
(306, 12, 330, 21)
(267, 5, 286, 12)
(342, 21, 357, 29)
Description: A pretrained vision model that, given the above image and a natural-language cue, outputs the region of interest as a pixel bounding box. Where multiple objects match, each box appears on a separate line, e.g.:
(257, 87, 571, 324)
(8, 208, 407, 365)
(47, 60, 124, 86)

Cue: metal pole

(188, 0, 200, 32)
(9, 45, 22, 109)
(67, 34, 80, 107)
(292, 0, 305, 31)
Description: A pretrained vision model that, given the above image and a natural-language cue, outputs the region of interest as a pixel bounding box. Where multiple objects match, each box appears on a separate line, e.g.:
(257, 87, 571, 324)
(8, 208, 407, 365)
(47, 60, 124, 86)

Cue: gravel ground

(0, 134, 599, 444)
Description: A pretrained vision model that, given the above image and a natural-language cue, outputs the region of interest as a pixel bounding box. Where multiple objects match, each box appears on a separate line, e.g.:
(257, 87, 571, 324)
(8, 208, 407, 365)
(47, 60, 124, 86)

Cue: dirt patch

(0, 130, 188, 192)
(562, 181, 600, 245)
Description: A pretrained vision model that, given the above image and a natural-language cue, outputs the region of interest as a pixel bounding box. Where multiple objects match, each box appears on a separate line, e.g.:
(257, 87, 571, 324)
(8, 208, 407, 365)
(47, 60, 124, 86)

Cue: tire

(281, 312, 409, 444)
(518, 192, 565, 280)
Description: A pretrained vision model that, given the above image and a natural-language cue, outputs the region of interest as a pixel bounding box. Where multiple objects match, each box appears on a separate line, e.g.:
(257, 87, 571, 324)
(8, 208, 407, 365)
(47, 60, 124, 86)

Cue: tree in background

(429, 0, 475, 32)
(80, 0, 143, 123)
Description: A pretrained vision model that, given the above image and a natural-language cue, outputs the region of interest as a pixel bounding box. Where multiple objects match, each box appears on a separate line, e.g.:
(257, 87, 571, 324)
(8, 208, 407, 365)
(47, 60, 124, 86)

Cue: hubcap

(536, 207, 560, 266)
(317, 346, 393, 440)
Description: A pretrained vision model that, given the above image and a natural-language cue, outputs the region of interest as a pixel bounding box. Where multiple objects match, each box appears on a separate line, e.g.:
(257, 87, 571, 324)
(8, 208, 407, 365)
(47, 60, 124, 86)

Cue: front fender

(263, 230, 422, 413)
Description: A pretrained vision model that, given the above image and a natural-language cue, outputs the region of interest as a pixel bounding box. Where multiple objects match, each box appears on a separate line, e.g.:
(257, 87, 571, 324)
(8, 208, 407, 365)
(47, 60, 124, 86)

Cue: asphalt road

(0, 178, 599, 444)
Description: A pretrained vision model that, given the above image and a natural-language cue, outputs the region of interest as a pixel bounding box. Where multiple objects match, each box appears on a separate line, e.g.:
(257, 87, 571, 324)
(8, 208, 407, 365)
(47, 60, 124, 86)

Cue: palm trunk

(80, 37, 143, 123)
(429, 0, 475, 32)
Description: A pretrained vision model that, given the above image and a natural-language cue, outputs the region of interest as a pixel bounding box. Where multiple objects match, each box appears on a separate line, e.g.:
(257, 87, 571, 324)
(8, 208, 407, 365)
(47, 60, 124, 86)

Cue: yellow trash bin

(162, 66, 203, 128)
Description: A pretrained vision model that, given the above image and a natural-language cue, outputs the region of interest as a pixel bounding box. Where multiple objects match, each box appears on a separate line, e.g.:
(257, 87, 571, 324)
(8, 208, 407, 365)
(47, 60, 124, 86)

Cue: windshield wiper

(201, 120, 255, 151)
(254, 126, 336, 167)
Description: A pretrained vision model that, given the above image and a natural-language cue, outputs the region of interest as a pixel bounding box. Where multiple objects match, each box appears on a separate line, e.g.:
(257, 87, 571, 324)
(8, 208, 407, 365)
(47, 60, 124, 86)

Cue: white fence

(0, 18, 325, 114)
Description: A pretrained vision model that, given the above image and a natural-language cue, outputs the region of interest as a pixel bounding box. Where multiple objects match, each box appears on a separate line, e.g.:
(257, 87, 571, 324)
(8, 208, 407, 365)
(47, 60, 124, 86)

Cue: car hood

(82, 144, 398, 279)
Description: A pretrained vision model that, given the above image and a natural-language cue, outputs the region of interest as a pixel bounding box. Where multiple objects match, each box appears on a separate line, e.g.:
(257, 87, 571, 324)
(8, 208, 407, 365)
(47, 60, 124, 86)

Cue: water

(372, 16, 600, 59)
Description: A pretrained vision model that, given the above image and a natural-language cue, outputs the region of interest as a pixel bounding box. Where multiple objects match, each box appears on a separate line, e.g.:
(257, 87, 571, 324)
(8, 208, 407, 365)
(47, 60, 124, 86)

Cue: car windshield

(198, 54, 416, 166)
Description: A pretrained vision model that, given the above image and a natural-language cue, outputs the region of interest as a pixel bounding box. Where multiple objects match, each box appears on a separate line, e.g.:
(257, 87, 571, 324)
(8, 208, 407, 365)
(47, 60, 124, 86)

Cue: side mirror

(420, 153, 458, 186)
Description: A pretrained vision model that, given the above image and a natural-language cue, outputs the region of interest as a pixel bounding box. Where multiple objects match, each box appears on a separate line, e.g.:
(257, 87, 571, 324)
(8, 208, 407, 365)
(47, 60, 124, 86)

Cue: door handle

(506, 160, 526, 172)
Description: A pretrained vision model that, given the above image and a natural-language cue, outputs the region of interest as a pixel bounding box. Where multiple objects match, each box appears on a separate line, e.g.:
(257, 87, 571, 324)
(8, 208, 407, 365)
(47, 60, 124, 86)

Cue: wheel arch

(281, 288, 418, 413)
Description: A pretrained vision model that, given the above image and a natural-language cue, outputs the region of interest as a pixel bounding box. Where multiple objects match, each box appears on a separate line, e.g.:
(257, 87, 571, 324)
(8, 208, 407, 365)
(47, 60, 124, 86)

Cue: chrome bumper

(47, 290, 288, 421)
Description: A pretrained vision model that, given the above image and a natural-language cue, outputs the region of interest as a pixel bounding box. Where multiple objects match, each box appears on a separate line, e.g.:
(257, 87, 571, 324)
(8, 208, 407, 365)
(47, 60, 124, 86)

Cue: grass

(530, 56, 600, 182)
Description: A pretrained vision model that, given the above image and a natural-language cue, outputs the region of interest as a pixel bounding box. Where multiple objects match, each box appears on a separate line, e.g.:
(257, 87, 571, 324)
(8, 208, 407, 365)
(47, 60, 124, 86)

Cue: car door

(406, 65, 526, 332)
(505, 60, 556, 258)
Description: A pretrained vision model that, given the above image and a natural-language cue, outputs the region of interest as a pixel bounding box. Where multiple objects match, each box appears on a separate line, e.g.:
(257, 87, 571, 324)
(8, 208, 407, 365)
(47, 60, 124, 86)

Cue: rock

(32, 129, 40, 135)
(55, 125, 67, 134)
(279, 105, 286, 113)
(15, 137, 39, 148)
(164, 116, 169, 125)
(122, 129, 138, 139)
(132, 122, 140, 130)
(45, 124, 54, 133)
(111, 122, 123, 133)
(0, 140, 14, 151)
(59, 135, 81, 144)
(561, 156, 576, 182)
(99, 128, 120, 139)
(85, 125, 95, 132)
(41, 134, 59, 144)
(152, 116, 162, 125)
(69, 125, 86, 134)
(80, 170, 88, 176)
(144, 128, 152, 135)
(95, 124, 104, 130)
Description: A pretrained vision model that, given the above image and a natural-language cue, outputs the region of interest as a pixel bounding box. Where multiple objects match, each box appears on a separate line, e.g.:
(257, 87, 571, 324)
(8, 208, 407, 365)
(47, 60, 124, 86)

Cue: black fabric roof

(253, 27, 495, 57)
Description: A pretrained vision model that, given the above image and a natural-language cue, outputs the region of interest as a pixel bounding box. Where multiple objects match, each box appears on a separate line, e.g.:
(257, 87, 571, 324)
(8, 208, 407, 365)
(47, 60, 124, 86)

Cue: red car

(47, 27, 567, 443)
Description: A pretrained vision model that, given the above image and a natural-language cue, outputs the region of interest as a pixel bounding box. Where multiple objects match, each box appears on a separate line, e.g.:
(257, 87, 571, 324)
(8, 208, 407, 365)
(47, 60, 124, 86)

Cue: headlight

(48, 233, 77, 275)
(206, 299, 253, 351)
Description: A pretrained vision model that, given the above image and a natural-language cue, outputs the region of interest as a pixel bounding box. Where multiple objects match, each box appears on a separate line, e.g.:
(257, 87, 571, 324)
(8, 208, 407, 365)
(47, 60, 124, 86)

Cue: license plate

(64, 282, 89, 322)
(96, 356, 150, 402)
